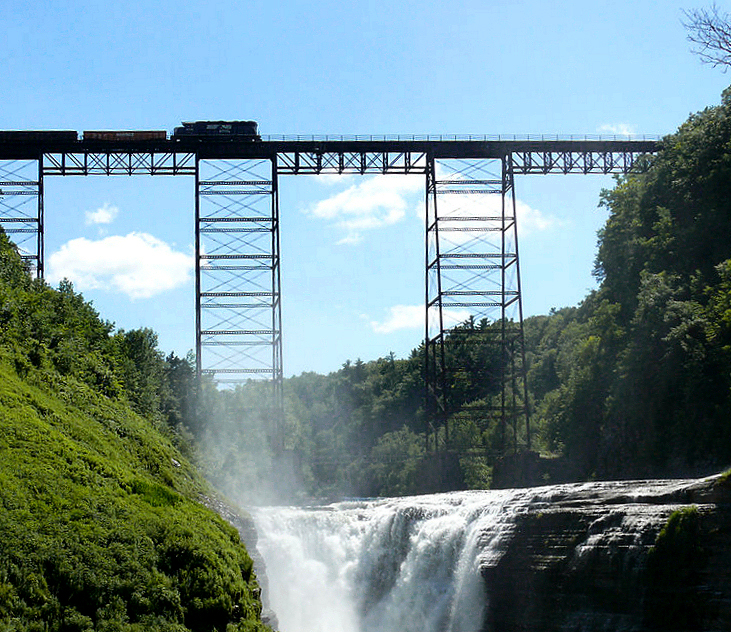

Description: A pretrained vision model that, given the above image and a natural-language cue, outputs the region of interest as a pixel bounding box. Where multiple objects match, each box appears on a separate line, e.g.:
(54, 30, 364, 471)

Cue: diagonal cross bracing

(195, 156, 284, 448)
(425, 156, 529, 453)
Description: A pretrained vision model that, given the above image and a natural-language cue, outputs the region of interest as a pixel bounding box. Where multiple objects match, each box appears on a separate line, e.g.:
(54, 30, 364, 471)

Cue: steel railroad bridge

(0, 132, 659, 453)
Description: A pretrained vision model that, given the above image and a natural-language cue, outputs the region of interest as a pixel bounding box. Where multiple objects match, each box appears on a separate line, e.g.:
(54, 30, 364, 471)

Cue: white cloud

(307, 175, 422, 244)
(516, 200, 562, 234)
(85, 202, 119, 226)
(414, 164, 561, 240)
(441, 308, 474, 329)
(417, 192, 561, 240)
(370, 304, 472, 334)
(371, 305, 423, 334)
(597, 123, 636, 137)
(309, 171, 558, 245)
(315, 173, 355, 186)
(47, 232, 193, 299)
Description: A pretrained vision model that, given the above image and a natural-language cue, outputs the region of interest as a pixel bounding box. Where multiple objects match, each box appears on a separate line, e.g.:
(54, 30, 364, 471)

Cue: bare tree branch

(683, 3, 731, 70)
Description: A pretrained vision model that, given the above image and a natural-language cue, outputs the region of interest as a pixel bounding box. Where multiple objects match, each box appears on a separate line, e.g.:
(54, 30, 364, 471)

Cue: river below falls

(250, 478, 713, 632)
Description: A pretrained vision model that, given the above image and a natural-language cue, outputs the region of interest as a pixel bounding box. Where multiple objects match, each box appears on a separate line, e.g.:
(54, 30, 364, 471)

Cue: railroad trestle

(0, 133, 658, 453)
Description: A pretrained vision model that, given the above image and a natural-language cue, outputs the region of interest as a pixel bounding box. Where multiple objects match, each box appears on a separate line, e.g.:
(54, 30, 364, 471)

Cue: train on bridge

(0, 121, 261, 144)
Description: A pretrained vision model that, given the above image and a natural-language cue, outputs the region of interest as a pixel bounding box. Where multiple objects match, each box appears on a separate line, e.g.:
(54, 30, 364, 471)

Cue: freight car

(0, 130, 78, 143)
(83, 130, 167, 142)
(172, 120, 260, 139)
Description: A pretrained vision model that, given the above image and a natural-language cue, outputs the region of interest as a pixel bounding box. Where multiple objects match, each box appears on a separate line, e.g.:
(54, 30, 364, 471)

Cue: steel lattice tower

(425, 155, 529, 453)
(195, 157, 284, 447)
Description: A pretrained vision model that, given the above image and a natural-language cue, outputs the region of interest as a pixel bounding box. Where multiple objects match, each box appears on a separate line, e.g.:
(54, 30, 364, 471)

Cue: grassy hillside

(0, 231, 270, 632)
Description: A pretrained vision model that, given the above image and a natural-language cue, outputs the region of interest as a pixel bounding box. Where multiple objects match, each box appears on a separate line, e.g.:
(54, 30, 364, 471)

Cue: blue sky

(3, 0, 730, 376)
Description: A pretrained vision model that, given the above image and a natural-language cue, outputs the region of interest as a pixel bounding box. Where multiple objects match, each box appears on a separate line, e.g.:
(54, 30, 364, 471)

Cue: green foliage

(0, 361, 269, 632)
(113, 327, 167, 416)
(522, 86, 731, 480)
(0, 228, 201, 438)
(651, 507, 702, 563)
(129, 478, 183, 507)
(0, 230, 270, 632)
(367, 426, 426, 496)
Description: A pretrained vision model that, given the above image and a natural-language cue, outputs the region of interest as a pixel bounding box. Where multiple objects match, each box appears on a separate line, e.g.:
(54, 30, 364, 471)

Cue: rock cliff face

(479, 476, 731, 631)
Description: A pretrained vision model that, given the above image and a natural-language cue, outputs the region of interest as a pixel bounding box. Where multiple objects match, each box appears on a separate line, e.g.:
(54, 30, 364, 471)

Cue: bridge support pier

(195, 157, 284, 448)
(0, 158, 43, 278)
(425, 154, 530, 455)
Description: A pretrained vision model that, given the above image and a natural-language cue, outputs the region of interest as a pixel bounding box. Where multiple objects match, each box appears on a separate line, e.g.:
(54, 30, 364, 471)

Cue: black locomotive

(172, 120, 260, 140)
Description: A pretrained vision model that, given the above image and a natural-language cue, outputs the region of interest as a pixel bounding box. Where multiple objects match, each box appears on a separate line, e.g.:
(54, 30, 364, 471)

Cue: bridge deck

(0, 137, 660, 175)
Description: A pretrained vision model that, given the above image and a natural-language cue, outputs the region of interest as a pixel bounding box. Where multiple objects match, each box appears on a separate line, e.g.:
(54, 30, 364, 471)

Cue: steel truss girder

(33, 146, 649, 177)
(274, 147, 650, 176)
(42, 151, 196, 176)
(425, 155, 530, 455)
(0, 136, 657, 174)
(0, 159, 43, 277)
(276, 150, 429, 174)
(510, 149, 643, 174)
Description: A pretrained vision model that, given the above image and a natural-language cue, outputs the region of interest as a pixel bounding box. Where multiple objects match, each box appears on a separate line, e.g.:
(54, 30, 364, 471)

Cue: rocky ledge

(478, 475, 731, 631)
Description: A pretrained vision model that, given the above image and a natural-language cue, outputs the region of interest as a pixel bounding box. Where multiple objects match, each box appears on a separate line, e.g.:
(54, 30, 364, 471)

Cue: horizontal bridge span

(0, 137, 659, 176)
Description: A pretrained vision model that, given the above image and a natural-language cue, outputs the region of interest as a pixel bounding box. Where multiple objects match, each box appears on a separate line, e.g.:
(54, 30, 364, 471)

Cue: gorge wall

(251, 475, 731, 632)
(480, 476, 731, 631)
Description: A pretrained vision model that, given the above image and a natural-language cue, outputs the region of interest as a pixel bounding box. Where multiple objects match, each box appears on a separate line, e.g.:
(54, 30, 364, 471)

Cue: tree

(683, 3, 731, 69)
(113, 328, 167, 417)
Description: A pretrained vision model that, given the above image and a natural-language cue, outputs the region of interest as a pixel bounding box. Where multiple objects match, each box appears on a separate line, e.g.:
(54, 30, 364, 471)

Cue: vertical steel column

(37, 158, 44, 278)
(503, 153, 531, 450)
(194, 156, 202, 378)
(270, 157, 284, 451)
(195, 157, 284, 438)
(425, 154, 447, 452)
(424, 157, 530, 454)
(500, 155, 530, 451)
(0, 158, 43, 278)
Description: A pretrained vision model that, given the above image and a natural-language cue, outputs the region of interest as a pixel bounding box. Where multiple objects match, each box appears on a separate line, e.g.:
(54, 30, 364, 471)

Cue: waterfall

(252, 489, 525, 632)
(251, 479, 714, 632)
